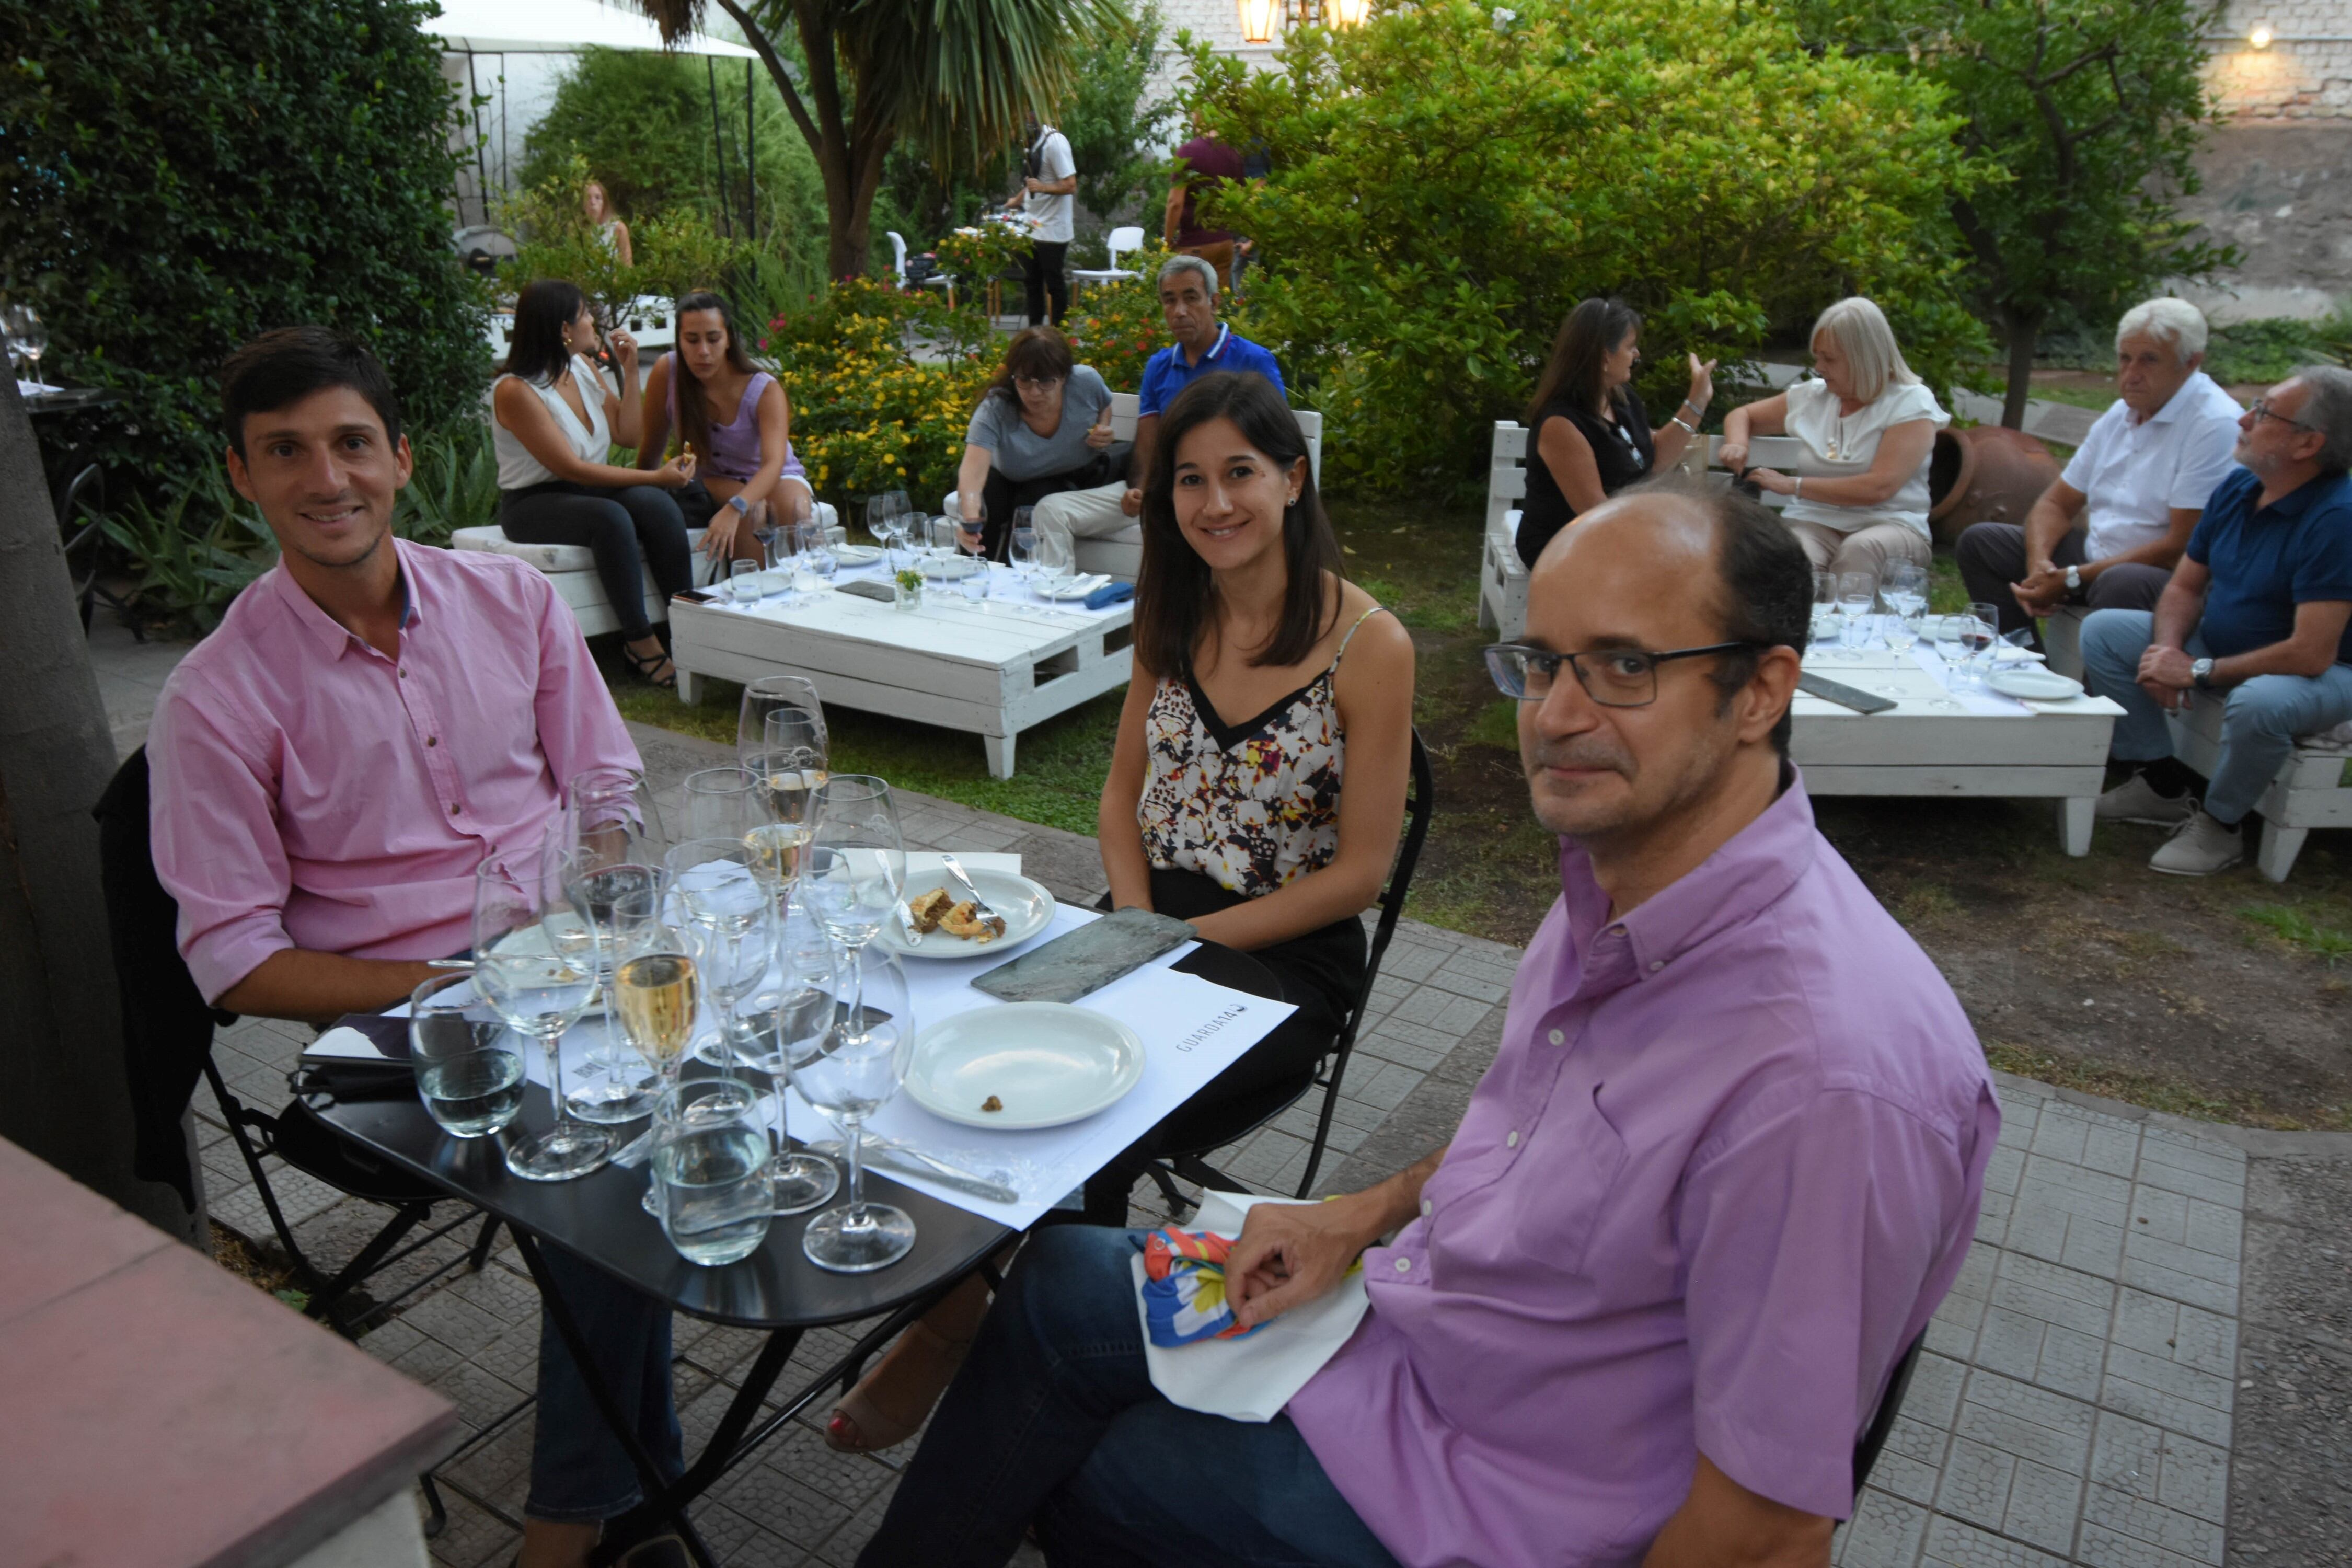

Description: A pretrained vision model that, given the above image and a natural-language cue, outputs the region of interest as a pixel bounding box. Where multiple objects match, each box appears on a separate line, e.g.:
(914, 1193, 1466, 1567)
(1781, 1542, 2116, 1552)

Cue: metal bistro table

(307, 942, 1284, 1565)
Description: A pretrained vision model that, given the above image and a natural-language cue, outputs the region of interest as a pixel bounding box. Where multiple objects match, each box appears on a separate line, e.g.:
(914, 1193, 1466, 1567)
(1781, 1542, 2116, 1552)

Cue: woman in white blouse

(1716, 296, 1949, 579)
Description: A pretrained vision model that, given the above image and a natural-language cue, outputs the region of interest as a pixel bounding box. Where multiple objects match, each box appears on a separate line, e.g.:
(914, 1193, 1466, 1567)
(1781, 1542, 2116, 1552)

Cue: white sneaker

(2150, 811, 2244, 877)
(2095, 773, 2196, 826)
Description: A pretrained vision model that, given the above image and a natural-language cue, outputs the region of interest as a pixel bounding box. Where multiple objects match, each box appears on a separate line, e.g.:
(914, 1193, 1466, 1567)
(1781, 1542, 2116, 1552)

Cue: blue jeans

(2080, 609, 2352, 825)
(526, 1246, 684, 1523)
(858, 1226, 1401, 1568)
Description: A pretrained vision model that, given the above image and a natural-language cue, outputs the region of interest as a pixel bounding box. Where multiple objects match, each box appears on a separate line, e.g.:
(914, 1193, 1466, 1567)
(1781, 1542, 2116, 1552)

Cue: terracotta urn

(1927, 425, 2061, 548)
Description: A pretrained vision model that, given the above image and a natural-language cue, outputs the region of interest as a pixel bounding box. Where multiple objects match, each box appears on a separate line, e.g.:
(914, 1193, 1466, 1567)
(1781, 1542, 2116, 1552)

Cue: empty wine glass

(666, 837, 777, 1064)
(1934, 614, 1982, 689)
(739, 674, 826, 773)
(1811, 570, 1841, 651)
(11, 306, 47, 384)
(803, 776, 905, 959)
(680, 766, 764, 844)
(759, 892, 843, 1215)
(1884, 609, 1921, 654)
(474, 849, 609, 1181)
(729, 559, 762, 603)
(797, 942, 916, 1273)
(1838, 571, 1877, 650)
(1010, 523, 1038, 591)
(1884, 560, 1928, 618)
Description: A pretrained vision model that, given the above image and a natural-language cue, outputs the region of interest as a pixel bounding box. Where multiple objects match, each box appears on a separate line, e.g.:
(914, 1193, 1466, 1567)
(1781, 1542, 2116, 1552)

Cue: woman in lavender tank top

(636, 291, 812, 568)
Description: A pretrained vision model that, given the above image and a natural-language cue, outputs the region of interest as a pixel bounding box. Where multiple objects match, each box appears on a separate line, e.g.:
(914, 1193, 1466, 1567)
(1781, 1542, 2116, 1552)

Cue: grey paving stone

(2019, 1155, 2133, 1222)
(2077, 1520, 2209, 1568)
(1957, 1370, 2095, 1473)
(1920, 1513, 2067, 1567)
(2082, 1480, 2226, 1563)
(1984, 1144, 2025, 1198)
(1991, 1254, 2117, 1338)
(2002, 1456, 2084, 1553)
(2130, 1186, 2192, 1247)
(2036, 1325, 2108, 1402)
(2157, 1430, 2230, 1526)
(2183, 1197, 2242, 1261)
(2106, 1343, 2236, 1413)
(1839, 1487, 1930, 1566)
(2135, 1159, 2248, 1209)
(2100, 1368, 2233, 1447)
(2089, 1410, 2165, 1499)
(2080, 1120, 2143, 1180)
(1933, 1435, 2015, 1531)
(1909, 1353, 1970, 1431)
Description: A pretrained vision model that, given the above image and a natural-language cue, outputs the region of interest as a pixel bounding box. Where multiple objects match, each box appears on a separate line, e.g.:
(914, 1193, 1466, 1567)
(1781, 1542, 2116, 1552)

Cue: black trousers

(1954, 521, 2173, 643)
(1024, 241, 1069, 327)
(499, 482, 694, 643)
(976, 445, 1131, 560)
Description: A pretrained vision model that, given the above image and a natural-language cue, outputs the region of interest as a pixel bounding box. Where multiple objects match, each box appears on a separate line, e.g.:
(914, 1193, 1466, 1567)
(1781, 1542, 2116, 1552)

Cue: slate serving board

(971, 907, 1196, 1004)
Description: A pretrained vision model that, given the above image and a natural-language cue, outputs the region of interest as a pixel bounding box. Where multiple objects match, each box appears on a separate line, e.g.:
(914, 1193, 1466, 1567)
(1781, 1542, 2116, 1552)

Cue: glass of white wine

(746, 707, 829, 886)
(613, 920, 702, 1092)
(473, 850, 608, 1181)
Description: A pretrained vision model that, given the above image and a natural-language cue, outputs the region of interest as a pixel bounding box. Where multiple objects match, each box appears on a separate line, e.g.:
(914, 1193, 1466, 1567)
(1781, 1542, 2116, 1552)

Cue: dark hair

(1526, 297, 1641, 425)
(507, 279, 589, 384)
(1135, 371, 1342, 676)
(1621, 475, 1813, 757)
(988, 326, 1076, 407)
(671, 291, 758, 461)
(220, 326, 402, 458)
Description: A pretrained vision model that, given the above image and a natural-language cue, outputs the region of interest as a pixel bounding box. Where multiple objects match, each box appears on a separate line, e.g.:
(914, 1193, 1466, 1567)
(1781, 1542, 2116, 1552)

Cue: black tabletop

(309, 941, 1287, 1331)
(22, 386, 119, 418)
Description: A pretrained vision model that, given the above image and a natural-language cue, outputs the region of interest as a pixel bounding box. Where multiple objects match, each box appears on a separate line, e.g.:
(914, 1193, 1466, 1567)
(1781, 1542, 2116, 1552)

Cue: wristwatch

(727, 494, 750, 516)
(2191, 657, 2216, 690)
(2063, 564, 2082, 595)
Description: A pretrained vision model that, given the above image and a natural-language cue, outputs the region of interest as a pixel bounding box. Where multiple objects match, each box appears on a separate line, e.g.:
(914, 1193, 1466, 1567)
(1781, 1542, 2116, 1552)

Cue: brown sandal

(825, 1320, 975, 1452)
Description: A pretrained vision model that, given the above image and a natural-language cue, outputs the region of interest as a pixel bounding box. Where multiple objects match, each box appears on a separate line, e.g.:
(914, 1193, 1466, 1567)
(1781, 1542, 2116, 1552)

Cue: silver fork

(937, 853, 999, 928)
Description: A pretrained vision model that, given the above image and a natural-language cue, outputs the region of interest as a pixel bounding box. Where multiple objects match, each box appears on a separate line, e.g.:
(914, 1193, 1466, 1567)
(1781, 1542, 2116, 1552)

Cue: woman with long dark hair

(818, 371, 1416, 1457)
(636, 290, 811, 567)
(950, 325, 1121, 560)
(491, 279, 695, 686)
(1515, 297, 1715, 567)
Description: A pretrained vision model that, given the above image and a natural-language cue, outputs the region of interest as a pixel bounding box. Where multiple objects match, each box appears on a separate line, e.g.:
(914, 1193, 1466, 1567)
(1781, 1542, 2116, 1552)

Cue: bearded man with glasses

(853, 480, 1995, 1568)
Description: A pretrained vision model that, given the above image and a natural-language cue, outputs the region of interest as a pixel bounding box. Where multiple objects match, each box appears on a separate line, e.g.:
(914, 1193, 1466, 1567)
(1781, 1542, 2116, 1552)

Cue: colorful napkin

(1139, 1227, 1267, 1347)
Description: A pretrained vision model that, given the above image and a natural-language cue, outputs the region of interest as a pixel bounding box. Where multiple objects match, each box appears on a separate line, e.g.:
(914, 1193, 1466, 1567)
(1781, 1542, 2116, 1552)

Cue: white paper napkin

(303, 1024, 396, 1062)
(1131, 1191, 1371, 1423)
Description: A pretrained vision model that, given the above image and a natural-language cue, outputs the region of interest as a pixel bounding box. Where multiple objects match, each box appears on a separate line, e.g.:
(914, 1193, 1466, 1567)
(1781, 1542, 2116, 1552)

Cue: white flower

(1491, 5, 1517, 26)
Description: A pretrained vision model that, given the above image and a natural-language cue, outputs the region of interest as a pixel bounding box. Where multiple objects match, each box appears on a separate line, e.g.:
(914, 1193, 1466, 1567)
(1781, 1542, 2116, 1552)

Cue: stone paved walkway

(93, 623, 2351, 1566)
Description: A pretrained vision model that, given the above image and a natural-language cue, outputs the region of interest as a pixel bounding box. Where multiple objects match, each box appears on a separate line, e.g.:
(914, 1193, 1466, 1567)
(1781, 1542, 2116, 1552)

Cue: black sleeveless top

(1515, 389, 1655, 567)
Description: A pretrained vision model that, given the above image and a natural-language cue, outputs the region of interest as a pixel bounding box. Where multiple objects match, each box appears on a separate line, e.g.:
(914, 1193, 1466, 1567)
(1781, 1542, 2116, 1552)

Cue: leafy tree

(2, 0, 487, 489)
(1182, 0, 1986, 494)
(1064, 1, 1181, 223)
(1782, 0, 2229, 427)
(638, 0, 1127, 280)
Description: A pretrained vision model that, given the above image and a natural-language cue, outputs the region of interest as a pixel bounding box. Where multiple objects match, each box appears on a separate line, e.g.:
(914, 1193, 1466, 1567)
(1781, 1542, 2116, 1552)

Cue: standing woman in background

(1514, 297, 1715, 567)
(583, 179, 632, 267)
(493, 280, 695, 687)
(637, 290, 812, 569)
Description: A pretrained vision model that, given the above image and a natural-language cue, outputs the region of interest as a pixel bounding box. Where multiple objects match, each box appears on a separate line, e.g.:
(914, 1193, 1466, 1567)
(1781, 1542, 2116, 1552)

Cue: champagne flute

(612, 917, 701, 1090)
(474, 850, 609, 1181)
(797, 942, 917, 1273)
(739, 674, 826, 774)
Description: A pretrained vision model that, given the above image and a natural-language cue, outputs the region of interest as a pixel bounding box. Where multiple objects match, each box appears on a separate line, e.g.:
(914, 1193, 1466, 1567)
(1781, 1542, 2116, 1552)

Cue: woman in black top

(1514, 297, 1715, 567)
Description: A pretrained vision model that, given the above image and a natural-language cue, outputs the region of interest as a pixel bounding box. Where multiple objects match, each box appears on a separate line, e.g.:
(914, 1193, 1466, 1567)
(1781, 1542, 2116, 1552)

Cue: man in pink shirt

(148, 328, 671, 1568)
(858, 482, 1997, 1567)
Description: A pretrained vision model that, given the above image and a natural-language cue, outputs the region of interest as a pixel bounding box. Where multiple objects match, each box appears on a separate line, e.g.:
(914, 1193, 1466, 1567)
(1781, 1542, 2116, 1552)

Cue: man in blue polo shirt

(1032, 253, 1284, 570)
(2081, 365, 2352, 875)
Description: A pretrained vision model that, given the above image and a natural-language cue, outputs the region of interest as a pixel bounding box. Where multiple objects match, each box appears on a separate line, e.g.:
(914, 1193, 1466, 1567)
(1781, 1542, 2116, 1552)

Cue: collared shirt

(2187, 465, 2352, 663)
(149, 538, 640, 1003)
(2061, 372, 2244, 560)
(1136, 324, 1285, 418)
(1286, 777, 1998, 1567)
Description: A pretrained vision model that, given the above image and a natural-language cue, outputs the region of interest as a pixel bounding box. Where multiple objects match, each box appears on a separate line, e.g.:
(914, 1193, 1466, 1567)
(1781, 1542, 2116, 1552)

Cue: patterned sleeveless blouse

(1138, 607, 1389, 899)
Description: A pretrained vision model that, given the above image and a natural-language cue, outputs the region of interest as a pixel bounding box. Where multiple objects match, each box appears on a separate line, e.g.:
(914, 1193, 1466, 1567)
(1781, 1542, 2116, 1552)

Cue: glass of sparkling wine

(408, 972, 525, 1139)
(651, 1078, 773, 1266)
(473, 851, 609, 1180)
(613, 921, 702, 1092)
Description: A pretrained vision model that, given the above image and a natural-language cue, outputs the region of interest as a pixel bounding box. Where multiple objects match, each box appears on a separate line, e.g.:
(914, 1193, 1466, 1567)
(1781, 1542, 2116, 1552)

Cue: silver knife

(864, 1148, 1018, 1205)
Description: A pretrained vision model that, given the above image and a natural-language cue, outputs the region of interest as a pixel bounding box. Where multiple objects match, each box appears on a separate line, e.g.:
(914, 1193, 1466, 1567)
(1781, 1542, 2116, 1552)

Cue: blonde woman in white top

(492, 279, 694, 686)
(583, 179, 632, 268)
(1716, 296, 1950, 578)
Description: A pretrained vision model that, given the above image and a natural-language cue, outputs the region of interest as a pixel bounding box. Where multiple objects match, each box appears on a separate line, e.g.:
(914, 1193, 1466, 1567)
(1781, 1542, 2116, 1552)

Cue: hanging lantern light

(1238, 0, 1278, 43)
(1323, 0, 1370, 25)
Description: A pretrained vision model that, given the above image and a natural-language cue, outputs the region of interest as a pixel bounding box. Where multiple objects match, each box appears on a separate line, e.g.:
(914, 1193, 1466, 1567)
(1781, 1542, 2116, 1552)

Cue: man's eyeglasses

(2247, 398, 2317, 433)
(1483, 642, 1762, 708)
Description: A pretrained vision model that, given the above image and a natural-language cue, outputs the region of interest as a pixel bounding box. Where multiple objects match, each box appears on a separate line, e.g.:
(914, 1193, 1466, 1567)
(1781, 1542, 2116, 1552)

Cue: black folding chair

(1851, 1334, 1924, 1499)
(96, 747, 500, 1335)
(1145, 729, 1434, 1212)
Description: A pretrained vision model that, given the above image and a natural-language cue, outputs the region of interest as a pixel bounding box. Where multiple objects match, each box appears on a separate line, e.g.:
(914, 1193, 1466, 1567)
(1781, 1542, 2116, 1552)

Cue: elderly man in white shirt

(1957, 297, 2244, 642)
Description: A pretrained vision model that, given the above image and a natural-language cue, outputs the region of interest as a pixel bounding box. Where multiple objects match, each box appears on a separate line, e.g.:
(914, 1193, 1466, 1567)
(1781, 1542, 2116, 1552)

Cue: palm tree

(639, 0, 1124, 280)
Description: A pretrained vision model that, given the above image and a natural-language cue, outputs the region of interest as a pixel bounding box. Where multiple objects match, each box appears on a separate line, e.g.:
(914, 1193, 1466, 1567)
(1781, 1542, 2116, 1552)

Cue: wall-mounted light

(1323, 0, 1371, 27)
(1238, 0, 1278, 44)
(2250, 20, 2275, 47)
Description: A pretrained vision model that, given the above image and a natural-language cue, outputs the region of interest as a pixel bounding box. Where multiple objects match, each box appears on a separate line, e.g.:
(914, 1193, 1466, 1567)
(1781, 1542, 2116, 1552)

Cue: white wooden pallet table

(668, 571, 1132, 779)
(1790, 648, 2125, 855)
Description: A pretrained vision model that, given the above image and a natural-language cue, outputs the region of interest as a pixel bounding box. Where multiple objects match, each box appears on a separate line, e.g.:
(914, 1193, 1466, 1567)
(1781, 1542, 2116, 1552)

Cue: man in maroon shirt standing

(1163, 122, 1248, 291)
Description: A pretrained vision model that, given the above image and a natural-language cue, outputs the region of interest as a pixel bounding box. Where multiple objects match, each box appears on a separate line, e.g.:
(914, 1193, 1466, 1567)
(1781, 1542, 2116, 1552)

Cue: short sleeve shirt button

(1648, 960, 1664, 972)
(1547, 1028, 1564, 1045)
(1393, 1256, 1412, 1273)
(1505, 1130, 1520, 1148)
(1420, 1198, 1432, 1218)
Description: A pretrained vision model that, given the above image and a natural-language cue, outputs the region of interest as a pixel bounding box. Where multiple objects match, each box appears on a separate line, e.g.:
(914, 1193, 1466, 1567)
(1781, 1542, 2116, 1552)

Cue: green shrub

(1062, 251, 1178, 394)
(2204, 316, 2352, 387)
(3, 0, 489, 494)
(1179, 0, 1986, 494)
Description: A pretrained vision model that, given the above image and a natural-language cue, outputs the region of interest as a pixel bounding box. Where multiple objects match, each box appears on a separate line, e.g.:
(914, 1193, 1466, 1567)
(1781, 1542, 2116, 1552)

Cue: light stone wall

(2203, 0, 2352, 120)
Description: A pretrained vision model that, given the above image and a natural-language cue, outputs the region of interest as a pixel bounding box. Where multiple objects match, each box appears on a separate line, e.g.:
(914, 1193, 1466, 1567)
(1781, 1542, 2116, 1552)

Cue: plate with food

(904, 1002, 1144, 1129)
(878, 868, 1056, 958)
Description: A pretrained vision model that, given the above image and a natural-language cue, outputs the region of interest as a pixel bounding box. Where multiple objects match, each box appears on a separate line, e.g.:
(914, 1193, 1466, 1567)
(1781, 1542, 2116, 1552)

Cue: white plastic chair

(885, 231, 954, 299)
(1071, 225, 1147, 295)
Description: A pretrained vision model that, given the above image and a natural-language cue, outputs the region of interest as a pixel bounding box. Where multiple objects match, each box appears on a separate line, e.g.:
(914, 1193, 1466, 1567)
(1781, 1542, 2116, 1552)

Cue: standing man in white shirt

(1957, 297, 2244, 642)
(1006, 114, 1077, 327)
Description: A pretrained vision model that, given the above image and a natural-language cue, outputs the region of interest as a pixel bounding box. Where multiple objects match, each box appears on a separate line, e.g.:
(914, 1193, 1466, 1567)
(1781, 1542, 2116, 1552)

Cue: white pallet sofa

(945, 392, 1323, 582)
(1481, 424, 1795, 639)
(452, 503, 841, 639)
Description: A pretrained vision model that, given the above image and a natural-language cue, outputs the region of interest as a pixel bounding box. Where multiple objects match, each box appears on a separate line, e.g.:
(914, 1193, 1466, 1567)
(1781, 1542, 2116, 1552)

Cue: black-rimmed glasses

(1483, 641, 1763, 708)
(2247, 398, 2317, 433)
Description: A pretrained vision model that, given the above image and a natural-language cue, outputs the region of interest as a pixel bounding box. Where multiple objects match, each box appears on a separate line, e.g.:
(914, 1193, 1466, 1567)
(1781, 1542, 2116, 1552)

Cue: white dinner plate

(920, 555, 983, 581)
(876, 868, 1056, 958)
(905, 1002, 1144, 1129)
(1987, 667, 2084, 701)
(832, 544, 882, 566)
(1042, 576, 1112, 601)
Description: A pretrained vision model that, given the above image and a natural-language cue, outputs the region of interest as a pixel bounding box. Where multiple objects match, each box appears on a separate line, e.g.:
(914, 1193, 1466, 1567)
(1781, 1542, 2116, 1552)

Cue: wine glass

(1934, 614, 1979, 688)
(748, 708, 828, 882)
(739, 674, 826, 774)
(612, 915, 700, 1090)
(1810, 570, 1840, 651)
(556, 770, 665, 1124)
(803, 775, 905, 957)
(666, 837, 778, 1065)
(1838, 571, 1877, 650)
(1009, 522, 1039, 592)
(759, 892, 843, 1215)
(797, 942, 917, 1273)
(1883, 560, 1928, 618)
(12, 307, 47, 385)
(1965, 602, 2001, 683)
(408, 972, 526, 1140)
(474, 850, 610, 1180)
(680, 766, 763, 844)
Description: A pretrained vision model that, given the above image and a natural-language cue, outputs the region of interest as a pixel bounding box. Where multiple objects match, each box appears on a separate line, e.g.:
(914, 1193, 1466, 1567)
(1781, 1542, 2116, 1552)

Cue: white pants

(1031, 481, 1136, 571)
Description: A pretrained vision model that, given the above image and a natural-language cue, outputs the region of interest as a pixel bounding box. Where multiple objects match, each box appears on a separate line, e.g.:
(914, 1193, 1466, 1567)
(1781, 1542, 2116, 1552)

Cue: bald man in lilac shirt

(861, 481, 1996, 1568)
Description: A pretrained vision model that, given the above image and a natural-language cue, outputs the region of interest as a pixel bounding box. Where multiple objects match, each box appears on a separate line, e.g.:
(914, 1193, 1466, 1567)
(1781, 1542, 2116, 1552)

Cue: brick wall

(2203, 0, 2352, 119)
